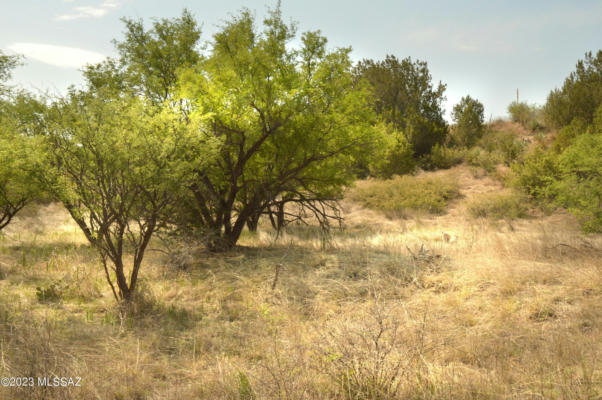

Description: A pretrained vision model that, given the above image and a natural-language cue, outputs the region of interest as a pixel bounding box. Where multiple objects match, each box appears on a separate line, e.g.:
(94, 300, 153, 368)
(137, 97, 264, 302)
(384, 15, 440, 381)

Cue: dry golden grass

(0, 166, 600, 399)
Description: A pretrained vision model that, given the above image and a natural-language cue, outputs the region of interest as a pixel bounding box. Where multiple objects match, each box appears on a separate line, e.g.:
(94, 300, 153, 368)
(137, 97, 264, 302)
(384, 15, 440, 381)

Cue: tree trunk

(246, 212, 260, 232)
(113, 258, 132, 301)
(276, 202, 285, 230)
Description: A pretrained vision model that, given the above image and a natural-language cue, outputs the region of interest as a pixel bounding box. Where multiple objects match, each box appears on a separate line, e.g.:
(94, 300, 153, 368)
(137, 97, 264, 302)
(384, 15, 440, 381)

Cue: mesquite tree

(178, 7, 376, 250)
(43, 84, 214, 301)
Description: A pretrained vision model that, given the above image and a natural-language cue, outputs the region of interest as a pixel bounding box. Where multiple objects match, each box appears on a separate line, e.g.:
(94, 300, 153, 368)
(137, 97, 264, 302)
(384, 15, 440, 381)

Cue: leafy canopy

(544, 50, 602, 129)
(177, 6, 376, 249)
(355, 55, 448, 156)
(0, 52, 44, 231)
(113, 9, 201, 103)
(42, 79, 215, 300)
(452, 95, 484, 147)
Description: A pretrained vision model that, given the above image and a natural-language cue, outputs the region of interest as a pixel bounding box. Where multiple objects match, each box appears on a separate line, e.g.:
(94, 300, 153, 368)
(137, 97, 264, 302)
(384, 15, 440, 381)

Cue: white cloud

(7, 43, 105, 68)
(56, 0, 121, 21)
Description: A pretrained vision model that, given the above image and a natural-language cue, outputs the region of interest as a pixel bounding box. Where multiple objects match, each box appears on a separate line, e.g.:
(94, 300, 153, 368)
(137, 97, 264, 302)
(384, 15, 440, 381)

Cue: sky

(1, 0, 601, 121)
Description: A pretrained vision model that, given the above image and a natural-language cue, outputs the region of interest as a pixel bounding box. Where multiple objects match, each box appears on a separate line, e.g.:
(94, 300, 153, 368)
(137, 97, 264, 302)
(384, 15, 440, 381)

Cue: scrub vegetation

(0, 5, 600, 399)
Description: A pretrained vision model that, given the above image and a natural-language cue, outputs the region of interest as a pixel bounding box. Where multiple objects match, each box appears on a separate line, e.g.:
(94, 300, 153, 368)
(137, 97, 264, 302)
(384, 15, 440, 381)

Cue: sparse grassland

(0, 166, 600, 399)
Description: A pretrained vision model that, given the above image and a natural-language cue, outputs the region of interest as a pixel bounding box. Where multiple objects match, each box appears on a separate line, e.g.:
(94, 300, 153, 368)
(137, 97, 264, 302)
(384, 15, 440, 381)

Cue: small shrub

(508, 101, 545, 131)
(317, 308, 409, 400)
(420, 144, 465, 170)
(349, 175, 460, 217)
(36, 282, 63, 303)
(508, 101, 533, 126)
(479, 130, 526, 164)
(511, 147, 560, 202)
(528, 119, 545, 132)
(468, 192, 529, 220)
(465, 147, 505, 173)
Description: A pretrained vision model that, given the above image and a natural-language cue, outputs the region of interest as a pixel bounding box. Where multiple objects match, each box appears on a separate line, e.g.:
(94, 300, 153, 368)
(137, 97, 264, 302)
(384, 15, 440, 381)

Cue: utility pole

(516, 88, 519, 104)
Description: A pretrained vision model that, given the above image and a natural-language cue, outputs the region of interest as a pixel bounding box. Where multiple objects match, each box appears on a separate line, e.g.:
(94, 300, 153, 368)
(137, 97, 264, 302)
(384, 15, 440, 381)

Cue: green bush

(508, 101, 545, 131)
(554, 132, 602, 232)
(593, 102, 602, 132)
(349, 175, 460, 217)
(511, 147, 560, 202)
(419, 144, 465, 170)
(468, 192, 529, 220)
(514, 131, 601, 232)
(508, 101, 532, 126)
(479, 130, 526, 165)
(465, 147, 505, 173)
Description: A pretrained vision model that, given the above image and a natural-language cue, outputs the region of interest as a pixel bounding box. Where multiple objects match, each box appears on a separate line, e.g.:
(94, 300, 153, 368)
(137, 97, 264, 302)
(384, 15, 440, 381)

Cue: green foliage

(479, 129, 526, 165)
(552, 117, 591, 152)
(0, 51, 22, 95)
(0, 116, 43, 230)
(452, 95, 485, 147)
(355, 55, 448, 156)
(507, 101, 545, 132)
(349, 175, 460, 217)
(512, 147, 560, 202)
(369, 123, 416, 178)
(468, 192, 529, 220)
(465, 147, 505, 173)
(177, 6, 376, 249)
(514, 130, 601, 232)
(554, 132, 602, 232)
(593, 102, 602, 132)
(420, 144, 465, 170)
(113, 9, 201, 103)
(544, 50, 602, 129)
(0, 55, 45, 231)
(464, 128, 526, 175)
(42, 84, 214, 300)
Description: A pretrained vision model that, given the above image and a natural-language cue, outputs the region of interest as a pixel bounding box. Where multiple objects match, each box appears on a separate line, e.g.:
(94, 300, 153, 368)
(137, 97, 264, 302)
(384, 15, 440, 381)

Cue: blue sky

(2, 0, 601, 121)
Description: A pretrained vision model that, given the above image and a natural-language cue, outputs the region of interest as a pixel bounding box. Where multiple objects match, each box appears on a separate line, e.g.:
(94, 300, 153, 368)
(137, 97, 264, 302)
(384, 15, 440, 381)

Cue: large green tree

(177, 7, 376, 249)
(355, 55, 448, 156)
